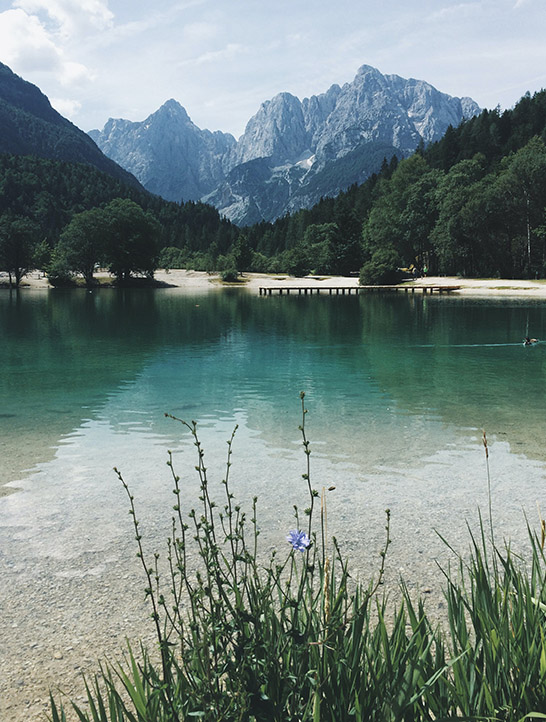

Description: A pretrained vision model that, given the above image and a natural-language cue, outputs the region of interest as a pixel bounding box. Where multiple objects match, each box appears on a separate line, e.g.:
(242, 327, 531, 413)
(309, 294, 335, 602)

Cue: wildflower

(287, 529, 311, 552)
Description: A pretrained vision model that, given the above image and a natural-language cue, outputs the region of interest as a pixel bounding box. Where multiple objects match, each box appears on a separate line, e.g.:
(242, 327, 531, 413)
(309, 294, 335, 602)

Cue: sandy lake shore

(7, 268, 546, 297)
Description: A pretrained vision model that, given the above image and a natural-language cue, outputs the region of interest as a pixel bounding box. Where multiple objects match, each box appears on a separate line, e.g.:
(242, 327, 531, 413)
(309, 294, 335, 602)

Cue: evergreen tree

(302, 223, 336, 273)
(429, 155, 486, 275)
(232, 234, 253, 275)
(362, 154, 439, 268)
(495, 137, 546, 276)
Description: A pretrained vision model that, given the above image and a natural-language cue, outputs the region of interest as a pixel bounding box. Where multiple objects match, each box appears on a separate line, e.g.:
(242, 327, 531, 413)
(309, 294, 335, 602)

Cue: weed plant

(50, 396, 546, 721)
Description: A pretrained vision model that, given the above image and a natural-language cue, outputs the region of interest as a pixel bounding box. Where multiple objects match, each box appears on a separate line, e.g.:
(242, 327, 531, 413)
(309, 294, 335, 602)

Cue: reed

(49, 397, 546, 721)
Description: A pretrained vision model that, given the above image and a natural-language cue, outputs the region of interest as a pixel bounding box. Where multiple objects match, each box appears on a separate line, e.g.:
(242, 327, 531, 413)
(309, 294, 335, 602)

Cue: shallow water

(2, 287, 546, 555)
(1, 287, 546, 719)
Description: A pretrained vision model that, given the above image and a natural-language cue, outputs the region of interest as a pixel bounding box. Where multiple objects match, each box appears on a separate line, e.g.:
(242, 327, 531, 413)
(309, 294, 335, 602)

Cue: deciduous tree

(0, 213, 39, 286)
(232, 234, 253, 275)
(103, 198, 161, 282)
(57, 207, 108, 286)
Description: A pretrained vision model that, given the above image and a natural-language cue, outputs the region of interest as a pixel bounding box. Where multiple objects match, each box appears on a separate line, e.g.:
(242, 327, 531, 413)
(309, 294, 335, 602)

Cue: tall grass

(50, 396, 546, 721)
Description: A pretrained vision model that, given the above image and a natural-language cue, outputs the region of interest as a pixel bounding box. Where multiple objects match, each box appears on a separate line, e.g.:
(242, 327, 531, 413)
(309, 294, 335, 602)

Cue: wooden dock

(258, 285, 461, 296)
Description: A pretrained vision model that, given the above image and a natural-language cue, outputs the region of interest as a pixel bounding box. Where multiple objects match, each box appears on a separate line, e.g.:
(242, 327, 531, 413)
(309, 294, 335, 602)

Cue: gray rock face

(90, 65, 480, 223)
(229, 92, 309, 167)
(89, 99, 236, 203)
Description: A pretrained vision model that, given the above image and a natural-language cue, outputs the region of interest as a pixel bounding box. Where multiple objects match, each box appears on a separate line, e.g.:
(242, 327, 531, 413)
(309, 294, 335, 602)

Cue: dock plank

(258, 285, 461, 296)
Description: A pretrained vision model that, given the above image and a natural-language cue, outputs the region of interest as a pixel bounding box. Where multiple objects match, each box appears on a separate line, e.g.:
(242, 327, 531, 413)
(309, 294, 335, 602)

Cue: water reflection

(1, 289, 546, 492)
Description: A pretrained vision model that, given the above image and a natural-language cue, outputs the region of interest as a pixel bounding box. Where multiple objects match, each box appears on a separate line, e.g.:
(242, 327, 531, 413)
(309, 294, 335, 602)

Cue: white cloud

(60, 60, 93, 86)
(50, 96, 82, 119)
(0, 5, 94, 88)
(100, 2, 207, 47)
(430, 2, 482, 21)
(0, 8, 62, 73)
(13, 0, 113, 38)
(180, 20, 218, 44)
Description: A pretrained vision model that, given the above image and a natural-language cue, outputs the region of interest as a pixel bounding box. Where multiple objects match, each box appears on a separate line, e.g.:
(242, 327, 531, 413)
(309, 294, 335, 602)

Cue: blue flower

(287, 529, 311, 552)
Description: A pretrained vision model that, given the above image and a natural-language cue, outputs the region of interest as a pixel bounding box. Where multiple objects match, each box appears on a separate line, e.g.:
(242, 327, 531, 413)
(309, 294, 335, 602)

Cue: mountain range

(0, 60, 480, 227)
(89, 65, 480, 225)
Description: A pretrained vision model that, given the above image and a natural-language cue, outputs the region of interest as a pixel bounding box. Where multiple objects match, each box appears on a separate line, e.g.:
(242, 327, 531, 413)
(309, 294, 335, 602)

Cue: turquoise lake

(2, 286, 546, 718)
(2, 286, 546, 562)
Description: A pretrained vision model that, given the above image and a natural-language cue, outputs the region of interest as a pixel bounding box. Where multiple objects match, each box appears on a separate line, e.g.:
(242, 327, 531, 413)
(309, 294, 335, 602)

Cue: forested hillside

(238, 89, 546, 280)
(0, 62, 142, 190)
(0, 155, 236, 249)
(0, 154, 237, 285)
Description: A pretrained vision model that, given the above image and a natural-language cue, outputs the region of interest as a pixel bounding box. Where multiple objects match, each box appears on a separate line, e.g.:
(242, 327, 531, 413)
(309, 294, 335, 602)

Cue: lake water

(2, 287, 546, 718)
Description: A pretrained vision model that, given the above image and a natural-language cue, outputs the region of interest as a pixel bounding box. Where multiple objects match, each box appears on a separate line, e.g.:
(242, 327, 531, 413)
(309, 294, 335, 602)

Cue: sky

(0, 0, 545, 139)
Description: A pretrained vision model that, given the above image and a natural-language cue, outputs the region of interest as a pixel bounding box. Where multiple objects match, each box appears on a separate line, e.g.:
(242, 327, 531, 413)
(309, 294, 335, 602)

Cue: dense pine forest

(1, 88, 546, 285)
(241, 89, 546, 280)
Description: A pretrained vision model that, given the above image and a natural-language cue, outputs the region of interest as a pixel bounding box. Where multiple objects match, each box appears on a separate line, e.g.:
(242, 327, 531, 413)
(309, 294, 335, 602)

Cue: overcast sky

(0, 0, 545, 139)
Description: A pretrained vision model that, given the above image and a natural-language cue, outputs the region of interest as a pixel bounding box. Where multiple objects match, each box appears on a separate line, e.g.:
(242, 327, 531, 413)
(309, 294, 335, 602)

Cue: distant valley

(89, 65, 480, 225)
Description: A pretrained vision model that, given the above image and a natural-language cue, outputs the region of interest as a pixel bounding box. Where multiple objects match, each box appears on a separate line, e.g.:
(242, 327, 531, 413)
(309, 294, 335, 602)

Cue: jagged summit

(90, 64, 480, 223)
(161, 98, 186, 110)
(151, 99, 193, 124)
(89, 98, 236, 202)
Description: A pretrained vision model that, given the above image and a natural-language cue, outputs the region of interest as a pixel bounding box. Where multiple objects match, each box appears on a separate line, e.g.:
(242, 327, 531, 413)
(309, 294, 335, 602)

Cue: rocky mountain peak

(153, 98, 192, 122)
(90, 63, 481, 223)
(89, 100, 236, 203)
(232, 92, 309, 167)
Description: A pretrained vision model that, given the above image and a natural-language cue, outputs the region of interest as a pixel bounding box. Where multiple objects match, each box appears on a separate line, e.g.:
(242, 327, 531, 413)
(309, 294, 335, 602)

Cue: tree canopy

(0, 212, 39, 286)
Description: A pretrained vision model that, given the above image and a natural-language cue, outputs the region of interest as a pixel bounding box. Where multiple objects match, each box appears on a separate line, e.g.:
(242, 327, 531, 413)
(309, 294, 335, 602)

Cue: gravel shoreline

(2, 433, 545, 721)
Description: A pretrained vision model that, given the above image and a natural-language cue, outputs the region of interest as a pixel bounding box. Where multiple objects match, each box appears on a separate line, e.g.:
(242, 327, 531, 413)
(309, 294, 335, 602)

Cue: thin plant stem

(482, 429, 495, 547)
(299, 391, 316, 539)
